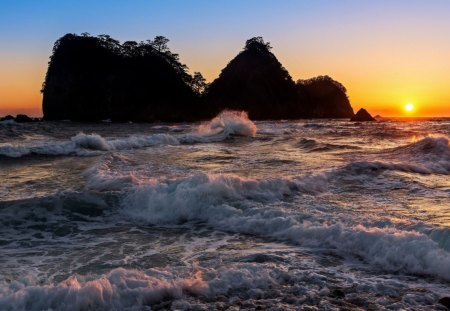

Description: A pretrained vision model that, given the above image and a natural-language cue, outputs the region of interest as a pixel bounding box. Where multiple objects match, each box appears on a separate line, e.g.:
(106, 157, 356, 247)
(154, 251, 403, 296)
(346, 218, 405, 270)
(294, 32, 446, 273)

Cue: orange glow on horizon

(1, 48, 450, 118)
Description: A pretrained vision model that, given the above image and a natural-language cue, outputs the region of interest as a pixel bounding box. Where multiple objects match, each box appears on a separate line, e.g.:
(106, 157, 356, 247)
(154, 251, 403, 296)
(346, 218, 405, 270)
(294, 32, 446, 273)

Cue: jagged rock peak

(351, 108, 375, 121)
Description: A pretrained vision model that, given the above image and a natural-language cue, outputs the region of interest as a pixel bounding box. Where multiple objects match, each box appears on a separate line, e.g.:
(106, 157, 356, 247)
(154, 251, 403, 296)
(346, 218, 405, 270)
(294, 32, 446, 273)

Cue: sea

(0, 111, 449, 310)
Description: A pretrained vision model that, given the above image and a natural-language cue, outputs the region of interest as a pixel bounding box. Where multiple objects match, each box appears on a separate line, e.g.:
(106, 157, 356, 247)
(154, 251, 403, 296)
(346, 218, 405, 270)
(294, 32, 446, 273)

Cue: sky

(1, 0, 450, 117)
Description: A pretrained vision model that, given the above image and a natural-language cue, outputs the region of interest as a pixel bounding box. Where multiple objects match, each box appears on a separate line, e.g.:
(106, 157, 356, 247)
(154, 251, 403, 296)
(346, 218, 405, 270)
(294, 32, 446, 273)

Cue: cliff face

(43, 35, 113, 121)
(204, 37, 299, 120)
(42, 34, 201, 122)
(296, 76, 354, 118)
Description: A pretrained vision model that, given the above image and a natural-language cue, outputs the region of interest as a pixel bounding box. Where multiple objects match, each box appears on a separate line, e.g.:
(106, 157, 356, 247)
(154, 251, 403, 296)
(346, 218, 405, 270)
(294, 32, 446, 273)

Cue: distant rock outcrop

(15, 114, 33, 123)
(42, 34, 355, 122)
(296, 76, 354, 118)
(438, 297, 450, 309)
(0, 115, 15, 121)
(0, 114, 38, 123)
(351, 108, 375, 121)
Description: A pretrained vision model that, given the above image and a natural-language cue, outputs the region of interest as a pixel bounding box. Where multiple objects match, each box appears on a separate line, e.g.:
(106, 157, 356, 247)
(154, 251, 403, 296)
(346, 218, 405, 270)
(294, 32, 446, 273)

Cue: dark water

(0, 112, 449, 310)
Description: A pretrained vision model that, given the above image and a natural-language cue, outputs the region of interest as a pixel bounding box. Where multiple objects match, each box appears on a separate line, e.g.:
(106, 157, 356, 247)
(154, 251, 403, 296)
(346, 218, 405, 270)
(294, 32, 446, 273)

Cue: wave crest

(0, 268, 207, 311)
(180, 110, 256, 143)
(121, 172, 450, 280)
(343, 137, 450, 175)
(0, 111, 257, 158)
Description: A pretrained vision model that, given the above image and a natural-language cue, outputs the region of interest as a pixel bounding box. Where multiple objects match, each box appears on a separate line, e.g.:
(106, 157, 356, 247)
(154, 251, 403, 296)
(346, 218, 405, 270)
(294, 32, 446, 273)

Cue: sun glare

(405, 103, 414, 113)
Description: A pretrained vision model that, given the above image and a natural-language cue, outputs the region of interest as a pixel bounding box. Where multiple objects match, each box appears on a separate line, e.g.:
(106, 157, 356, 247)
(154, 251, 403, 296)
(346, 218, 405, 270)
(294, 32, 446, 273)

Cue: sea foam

(120, 172, 450, 280)
(0, 268, 207, 311)
(180, 110, 257, 143)
(0, 110, 256, 158)
(342, 136, 450, 175)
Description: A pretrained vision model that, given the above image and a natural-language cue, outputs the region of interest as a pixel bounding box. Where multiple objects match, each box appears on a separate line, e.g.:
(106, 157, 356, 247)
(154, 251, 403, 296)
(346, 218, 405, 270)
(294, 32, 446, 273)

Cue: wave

(0, 110, 256, 158)
(390, 136, 450, 159)
(1, 258, 445, 310)
(0, 268, 208, 311)
(341, 136, 450, 175)
(120, 172, 450, 281)
(0, 133, 179, 158)
(296, 138, 360, 152)
(179, 110, 256, 143)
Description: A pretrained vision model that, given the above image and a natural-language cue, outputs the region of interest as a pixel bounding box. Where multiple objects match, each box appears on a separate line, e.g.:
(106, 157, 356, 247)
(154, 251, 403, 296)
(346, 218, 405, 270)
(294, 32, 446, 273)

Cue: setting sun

(405, 103, 414, 113)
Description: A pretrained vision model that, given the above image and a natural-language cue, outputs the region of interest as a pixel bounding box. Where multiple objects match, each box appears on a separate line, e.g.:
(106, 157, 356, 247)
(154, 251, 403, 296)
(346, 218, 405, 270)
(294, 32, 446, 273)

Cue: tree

(191, 72, 207, 94)
(121, 41, 139, 57)
(244, 37, 272, 51)
(150, 36, 170, 53)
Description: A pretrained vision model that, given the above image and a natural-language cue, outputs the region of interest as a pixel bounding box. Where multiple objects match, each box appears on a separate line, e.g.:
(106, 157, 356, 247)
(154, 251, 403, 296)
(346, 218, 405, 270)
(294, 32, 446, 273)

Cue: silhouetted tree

(244, 36, 272, 51)
(150, 36, 170, 53)
(191, 72, 207, 94)
(121, 41, 139, 57)
(296, 75, 354, 118)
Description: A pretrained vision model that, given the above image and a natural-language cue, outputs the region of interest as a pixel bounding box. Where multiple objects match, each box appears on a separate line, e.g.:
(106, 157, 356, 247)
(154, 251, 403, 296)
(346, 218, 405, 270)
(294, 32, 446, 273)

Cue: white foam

(0, 268, 207, 311)
(180, 110, 257, 143)
(0, 111, 257, 158)
(121, 172, 450, 280)
(0, 119, 15, 125)
(336, 136, 450, 175)
(84, 155, 138, 191)
(72, 133, 111, 151)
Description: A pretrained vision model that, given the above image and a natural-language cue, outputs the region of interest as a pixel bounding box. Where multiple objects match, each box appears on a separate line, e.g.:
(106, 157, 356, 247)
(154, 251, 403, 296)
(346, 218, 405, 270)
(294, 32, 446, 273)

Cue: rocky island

(42, 34, 355, 122)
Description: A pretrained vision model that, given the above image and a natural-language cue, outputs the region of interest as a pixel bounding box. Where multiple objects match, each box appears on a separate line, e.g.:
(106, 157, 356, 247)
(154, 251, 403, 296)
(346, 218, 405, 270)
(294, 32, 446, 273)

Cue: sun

(405, 103, 414, 112)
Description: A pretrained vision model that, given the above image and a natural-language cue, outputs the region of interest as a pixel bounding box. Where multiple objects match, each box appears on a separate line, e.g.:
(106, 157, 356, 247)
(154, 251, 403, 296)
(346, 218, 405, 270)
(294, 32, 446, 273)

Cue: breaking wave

(179, 110, 257, 143)
(0, 268, 208, 311)
(0, 110, 256, 158)
(342, 136, 450, 175)
(118, 172, 450, 281)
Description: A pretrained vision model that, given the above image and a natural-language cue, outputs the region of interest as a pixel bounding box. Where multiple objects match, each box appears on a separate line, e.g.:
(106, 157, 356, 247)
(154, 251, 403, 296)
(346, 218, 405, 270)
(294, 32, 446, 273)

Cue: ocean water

(0, 111, 449, 310)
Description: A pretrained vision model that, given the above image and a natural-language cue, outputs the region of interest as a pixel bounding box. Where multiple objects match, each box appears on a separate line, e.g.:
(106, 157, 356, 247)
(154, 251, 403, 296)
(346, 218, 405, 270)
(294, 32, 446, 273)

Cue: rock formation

(204, 37, 299, 119)
(296, 76, 354, 118)
(350, 108, 375, 121)
(42, 34, 355, 122)
(42, 34, 203, 122)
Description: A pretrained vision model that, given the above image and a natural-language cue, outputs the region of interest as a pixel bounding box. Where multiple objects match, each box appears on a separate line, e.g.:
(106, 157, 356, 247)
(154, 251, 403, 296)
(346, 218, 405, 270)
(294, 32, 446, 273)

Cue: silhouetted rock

(439, 297, 450, 309)
(296, 76, 354, 118)
(350, 108, 375, 121)
(204, 37, 299, 120)
(15, 114, 33, 122)
(42, 34, 203, 122)
(42, 34, 355, 121)
(1, 115, 15, 121)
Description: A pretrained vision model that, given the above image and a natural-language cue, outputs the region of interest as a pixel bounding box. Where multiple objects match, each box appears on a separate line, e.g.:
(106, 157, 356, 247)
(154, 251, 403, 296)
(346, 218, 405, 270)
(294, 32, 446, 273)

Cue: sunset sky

(1, 0, 450, 117)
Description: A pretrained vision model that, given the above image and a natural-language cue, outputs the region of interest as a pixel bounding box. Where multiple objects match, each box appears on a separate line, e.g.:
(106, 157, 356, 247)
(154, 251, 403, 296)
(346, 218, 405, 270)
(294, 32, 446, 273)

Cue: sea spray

(0, 110, 257, 157)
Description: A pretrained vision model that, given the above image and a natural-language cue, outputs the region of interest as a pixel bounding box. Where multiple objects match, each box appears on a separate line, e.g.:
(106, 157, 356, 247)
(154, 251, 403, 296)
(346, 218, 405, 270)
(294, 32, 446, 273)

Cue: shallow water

(0, 112, 449, 310)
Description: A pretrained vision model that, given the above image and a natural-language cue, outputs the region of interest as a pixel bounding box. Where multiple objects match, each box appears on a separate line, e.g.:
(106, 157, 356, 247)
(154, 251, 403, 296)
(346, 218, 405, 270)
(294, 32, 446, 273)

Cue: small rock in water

(438, 297, 450, 309)
(331, 289, 345, 298)
(15, 114, 33, 122)
(0, 115, 15, 121)
(350, 108, 375, 121)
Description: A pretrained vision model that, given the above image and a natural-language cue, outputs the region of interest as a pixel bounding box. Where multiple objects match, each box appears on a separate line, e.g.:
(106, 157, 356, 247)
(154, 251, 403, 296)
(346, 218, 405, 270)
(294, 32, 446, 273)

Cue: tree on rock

(204, 37, 298, 119)
(191, 72, 208, 94)
(42, 33, 204, 122)
(296, 75, 354, 118)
